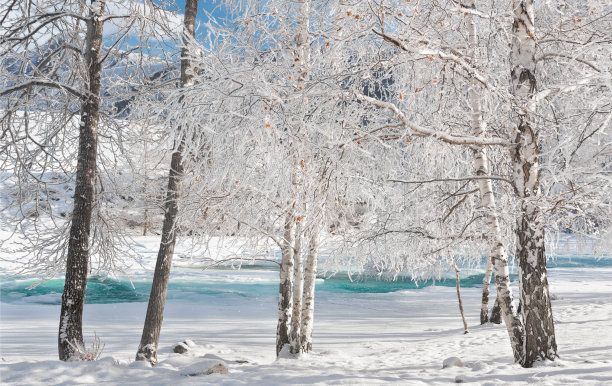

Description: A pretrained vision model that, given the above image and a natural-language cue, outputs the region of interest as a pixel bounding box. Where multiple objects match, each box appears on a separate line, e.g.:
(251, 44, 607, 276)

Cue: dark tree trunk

(135, 0, 199, 364)
(135, 144, 184, 363)
(58, 0, 105, 361)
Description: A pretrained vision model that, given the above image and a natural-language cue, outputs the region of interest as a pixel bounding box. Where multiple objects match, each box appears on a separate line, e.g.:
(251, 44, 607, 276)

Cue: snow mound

(127, 360, 152, 369)
(173, 339, 198, 353)
(442, 356, 464, 368)
(180, 359, 228, 376)
(173, 342, 189, 354)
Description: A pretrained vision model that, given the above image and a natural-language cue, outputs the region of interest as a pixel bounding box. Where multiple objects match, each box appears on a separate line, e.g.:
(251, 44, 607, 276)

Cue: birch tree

(507, 0, 557, 366)
(146, 0, 374, 356)
(340, 0, 610, 367)
(510, 0, 611, 366)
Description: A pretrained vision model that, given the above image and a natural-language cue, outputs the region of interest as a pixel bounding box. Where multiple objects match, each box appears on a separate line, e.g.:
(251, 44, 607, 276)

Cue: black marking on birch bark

(516, 205, 558, 367)
(480, 287, 489, 324)
(490, 298, 502, 324)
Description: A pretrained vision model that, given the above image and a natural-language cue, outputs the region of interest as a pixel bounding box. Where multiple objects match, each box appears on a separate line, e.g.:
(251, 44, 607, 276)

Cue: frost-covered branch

(354, 92, 512, 147)
(389, 176, 514, 186)
(371, 29, 494, 90)
(0, 81, 86, 100)
(536, 53, 602, 73)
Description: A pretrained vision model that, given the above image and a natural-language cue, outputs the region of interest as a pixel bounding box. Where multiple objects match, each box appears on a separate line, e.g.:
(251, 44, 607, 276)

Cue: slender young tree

(453, 262, 468, 334)
(462, 1, 496, 325)
(463, 1, 524, 353)
(276, 205, 296, 356)
(300, 231, 319, 351)
(286, 0, 311, 356)
(136, 0, 199, 363)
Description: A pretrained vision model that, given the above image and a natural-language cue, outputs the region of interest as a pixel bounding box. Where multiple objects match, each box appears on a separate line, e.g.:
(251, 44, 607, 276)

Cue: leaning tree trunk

(300, 232, 318, 352)
(464, 0, 495, 326)
(492, 245, 525, 362)
(58, 0, 105, 361)
(276, 210, 296, 356)
(135, 0, 198, 364)
(464, 0, 524, 361)
(465, 0, 525, 364)
(510, 0, 557, 367)
(454, 263, 469, 334)
(289, 223, 304, 354)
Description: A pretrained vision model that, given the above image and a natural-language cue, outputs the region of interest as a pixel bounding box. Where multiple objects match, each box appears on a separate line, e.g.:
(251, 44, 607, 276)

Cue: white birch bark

(465, 0, 524, 361)
(464, 2, 493, 325)
(480, 253, 493, 324)
(277, 0, 310, 357)
(276, 210, 295, 356)
(300, 232, 319, 352)
(289, 222, 304, 354)
(510, 0, 557, 367)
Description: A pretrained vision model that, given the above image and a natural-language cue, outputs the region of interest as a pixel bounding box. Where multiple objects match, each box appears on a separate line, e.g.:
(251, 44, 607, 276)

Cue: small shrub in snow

(66, 333, 104, 361)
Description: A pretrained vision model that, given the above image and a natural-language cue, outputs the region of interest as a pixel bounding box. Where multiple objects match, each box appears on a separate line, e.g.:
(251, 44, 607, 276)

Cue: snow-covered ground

(2, 245, 612, 385)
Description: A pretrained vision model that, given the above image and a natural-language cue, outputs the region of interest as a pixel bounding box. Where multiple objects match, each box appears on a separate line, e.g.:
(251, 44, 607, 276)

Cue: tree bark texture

(58, 0, 105, 361)
(490, 295, 502, 324)
(516, 203, 557, 366)
(465, 0, 524, 360)
(277, 0, 310, 357)
(300, 233, 318, 352)
(492, 249, 525, 362)
(510, 0, 557, 367)
(276, 211, 295, 356)
(289, 223, 304, 354)
(480, 254, 493, 324)
(135, 0, 198, 364)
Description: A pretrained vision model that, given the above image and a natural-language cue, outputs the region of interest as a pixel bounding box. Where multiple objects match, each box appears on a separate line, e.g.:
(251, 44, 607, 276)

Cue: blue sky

(110, 1, 231, 53)
(174, 1, 229, 23)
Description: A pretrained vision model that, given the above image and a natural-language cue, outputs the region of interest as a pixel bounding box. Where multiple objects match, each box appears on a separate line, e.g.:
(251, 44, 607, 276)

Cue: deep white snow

(1, 242, 611, 385)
